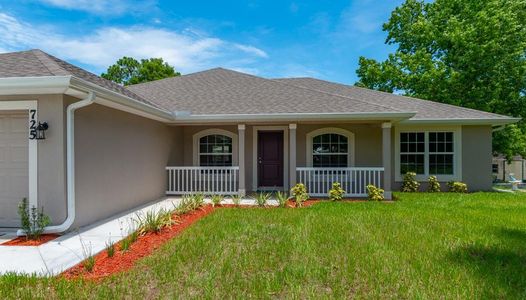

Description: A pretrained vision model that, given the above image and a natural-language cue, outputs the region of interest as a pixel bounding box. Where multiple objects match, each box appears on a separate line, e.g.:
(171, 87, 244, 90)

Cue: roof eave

(169, 112, 416, 124)
(0, 76, 71, 95)
(401, 118, 521, 126)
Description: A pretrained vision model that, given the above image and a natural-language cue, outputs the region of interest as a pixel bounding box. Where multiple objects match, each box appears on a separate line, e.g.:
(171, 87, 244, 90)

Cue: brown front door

(258, 131, 284, 187)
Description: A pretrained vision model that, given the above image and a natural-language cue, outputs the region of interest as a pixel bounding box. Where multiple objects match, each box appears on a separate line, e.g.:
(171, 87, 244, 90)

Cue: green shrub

(135, 208, 174, 235)
(105, 239, 115, 258)
(275, 191, 288, 208)
(366, 185, 384, 201)
(447, 181, 468, 193)
(192, 193, 205, 208)
(291, 183, 309, 207)
(401, 172, 420, 192)
(253, 192, 271, 207)
(211, 194, 224, 207)
(17, 198, 51, 240)
(427, 176, 441, 192)
(328, 182, 345, 201)
(231, 194, 242, 207)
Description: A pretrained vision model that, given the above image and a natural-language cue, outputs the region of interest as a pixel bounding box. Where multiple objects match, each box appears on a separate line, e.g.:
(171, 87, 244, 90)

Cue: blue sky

(0, 0, 404, 84)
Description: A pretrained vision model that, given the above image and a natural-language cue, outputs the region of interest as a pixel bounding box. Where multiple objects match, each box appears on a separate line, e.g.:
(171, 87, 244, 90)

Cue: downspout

(18, 92, 96, 235)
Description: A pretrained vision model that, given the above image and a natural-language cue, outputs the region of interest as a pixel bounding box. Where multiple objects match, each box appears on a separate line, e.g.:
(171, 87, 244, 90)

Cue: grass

(1, 192, 526, 298)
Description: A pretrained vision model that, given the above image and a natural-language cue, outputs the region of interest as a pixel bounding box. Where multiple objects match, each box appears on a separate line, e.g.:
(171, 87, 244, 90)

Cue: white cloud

(37, 0, 155, 15)
(0, 13, 268, 74)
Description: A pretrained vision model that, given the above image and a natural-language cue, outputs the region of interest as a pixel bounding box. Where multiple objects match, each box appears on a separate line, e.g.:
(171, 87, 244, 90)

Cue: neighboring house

(493, 155, 526, 182)
(0, 49, 519, 232)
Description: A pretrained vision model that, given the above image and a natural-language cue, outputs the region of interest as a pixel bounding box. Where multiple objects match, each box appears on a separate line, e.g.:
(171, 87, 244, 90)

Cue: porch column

(238, 124, 246, 196)
(382, 122, 393, 200)
(289, 124, 297, 190)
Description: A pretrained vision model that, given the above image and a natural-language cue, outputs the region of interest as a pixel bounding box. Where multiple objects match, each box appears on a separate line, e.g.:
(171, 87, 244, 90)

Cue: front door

(258, 131, 284, 187)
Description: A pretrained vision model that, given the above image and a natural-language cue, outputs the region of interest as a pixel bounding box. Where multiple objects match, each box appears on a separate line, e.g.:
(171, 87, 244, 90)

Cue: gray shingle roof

(0, 49, 163, 109)
(127, 68, 407, 115)
(273, 77, 511, 121)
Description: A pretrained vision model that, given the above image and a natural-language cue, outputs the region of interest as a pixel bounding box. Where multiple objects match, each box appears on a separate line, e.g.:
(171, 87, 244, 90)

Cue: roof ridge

(271, 78, 407, 113)
(30, 49, 69, 76)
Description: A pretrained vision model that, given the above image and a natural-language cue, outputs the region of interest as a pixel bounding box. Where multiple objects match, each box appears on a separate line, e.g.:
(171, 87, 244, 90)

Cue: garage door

(0, 111, 28, 228)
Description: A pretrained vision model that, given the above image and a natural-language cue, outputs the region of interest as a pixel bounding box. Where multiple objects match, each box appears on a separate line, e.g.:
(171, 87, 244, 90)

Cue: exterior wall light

(36, 122, 49, 140)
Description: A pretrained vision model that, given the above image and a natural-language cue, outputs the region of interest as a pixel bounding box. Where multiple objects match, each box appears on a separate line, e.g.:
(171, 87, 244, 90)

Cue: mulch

(1, 234, 59, 246)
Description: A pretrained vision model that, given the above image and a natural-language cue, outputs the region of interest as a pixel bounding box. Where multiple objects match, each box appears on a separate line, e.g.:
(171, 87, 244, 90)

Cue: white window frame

(0, 100, 38, 209)
(192, 129, 238, 166)
(306, 127, 355, 167)
(395, 125, 462, 182)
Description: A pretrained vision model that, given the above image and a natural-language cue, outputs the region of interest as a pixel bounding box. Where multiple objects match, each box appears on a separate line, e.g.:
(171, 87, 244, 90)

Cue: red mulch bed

(62, 205, 216, 281)
(1, 234, 59, 246)
(61, 201, 322, 280)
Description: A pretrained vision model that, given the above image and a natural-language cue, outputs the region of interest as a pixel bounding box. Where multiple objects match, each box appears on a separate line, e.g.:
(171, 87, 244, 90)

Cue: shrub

(291, 183, 309, 207)
(211, 194, 224, 207)
(254, 192, 271, 207)
(17, 198, 51, 240)
(427, 176, 441, 192)
(447, 181, 468, 193)
(192, 193, 205, 208)
(401, 172, 420, 192)
(135, 208, 174, 235)
(231, 194, 242, 207)
(328, 182, 345, 201)
(366, 185, 384, 201)
(105, 240, 115, 258)
(275, 191, 288, 208)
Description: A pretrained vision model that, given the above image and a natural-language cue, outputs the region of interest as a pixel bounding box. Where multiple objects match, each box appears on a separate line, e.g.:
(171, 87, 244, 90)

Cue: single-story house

(0, 49, 519, 232)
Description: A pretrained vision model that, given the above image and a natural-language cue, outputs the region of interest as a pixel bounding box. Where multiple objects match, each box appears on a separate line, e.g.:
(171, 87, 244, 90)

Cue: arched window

(307, 128, 354, 168)
(193, 129, 238, 166)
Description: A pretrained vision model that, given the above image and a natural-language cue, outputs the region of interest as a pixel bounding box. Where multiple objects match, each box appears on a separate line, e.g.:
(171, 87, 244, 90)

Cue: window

(492, 163, 499, 174)
(199, 134, 232, 166)
(400, 132, 425, 174)
(312, 133, 348, 167)
(399, 131, 456, 176)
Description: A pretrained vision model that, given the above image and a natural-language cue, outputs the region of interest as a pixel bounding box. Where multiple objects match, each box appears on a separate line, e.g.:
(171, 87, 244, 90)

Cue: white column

(382, 122, 392, 200)
(238, 124, 246, 196)
(289, 124, 297, 190)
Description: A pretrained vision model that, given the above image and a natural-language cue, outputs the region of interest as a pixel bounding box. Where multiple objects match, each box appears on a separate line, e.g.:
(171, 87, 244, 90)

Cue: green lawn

(1, 192, 526, 299)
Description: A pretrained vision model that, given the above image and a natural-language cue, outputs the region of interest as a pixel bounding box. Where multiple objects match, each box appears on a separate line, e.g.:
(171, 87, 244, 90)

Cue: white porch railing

(166, 166, 239, 195)
(296, 167, 384, 197)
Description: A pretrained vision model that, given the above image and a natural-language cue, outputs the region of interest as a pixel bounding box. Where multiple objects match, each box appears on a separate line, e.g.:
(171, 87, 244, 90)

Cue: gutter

(17, 92, 96, 236)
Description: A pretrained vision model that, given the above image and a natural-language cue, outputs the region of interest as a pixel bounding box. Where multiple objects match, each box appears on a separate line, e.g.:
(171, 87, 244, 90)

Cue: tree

(101, 57, 180, 85)
(356, 0, 526, 160)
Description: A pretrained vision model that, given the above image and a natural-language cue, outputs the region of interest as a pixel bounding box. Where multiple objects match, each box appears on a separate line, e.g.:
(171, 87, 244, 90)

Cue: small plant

(211, 194, 224, 207)
(192, 193, 205, 209)
(366, 185, 385, 201)
(328, 182, 345, 201)
(427, 176, 441, 192)
(254, 192, 271, 207)
(80, 238, 95, 273)
(447, 181, 468, 193)
(401, 172, 420, 192)
(275, 191, 288, 208)
(105, 239, 115, 258)
(231, 194, 242, 207)
(135, 208, 174, 235)
(17, 198, 51, 240)
(291, 183, 309, 207)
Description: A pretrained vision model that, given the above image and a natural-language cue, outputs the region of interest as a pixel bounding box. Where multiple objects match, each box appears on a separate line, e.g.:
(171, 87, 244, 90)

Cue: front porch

(165, 122, 393, 198)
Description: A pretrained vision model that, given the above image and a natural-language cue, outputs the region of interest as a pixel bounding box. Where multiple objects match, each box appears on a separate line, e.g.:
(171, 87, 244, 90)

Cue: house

(492, 155, 526, 182)
(0, 49, 519, 232)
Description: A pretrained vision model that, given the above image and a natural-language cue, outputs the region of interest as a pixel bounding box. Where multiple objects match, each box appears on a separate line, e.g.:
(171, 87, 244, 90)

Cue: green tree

(356, 0, 526, 160)
(101, 57, 180, 85)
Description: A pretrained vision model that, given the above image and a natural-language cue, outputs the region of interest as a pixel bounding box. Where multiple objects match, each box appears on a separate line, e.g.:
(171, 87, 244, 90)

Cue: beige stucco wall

(462, 125, 493, 191)
(0, 95, 67, 226)
(72, 103, 174, 227)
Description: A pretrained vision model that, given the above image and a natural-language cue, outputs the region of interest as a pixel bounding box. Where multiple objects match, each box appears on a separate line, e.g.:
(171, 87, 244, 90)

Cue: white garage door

(0, 111, 28, 228)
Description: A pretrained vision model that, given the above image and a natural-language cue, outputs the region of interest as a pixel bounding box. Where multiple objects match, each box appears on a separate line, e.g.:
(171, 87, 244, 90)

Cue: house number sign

(29, 109, 37, 140)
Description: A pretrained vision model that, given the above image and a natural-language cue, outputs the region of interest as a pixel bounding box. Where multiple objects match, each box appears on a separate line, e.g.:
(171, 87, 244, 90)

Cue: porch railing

(296, 167, 384, 197)
(166, 166, 239, 195)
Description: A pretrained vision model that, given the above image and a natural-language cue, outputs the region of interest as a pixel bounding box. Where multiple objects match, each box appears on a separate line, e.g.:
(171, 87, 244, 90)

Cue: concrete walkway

(0, 197, 277, 276)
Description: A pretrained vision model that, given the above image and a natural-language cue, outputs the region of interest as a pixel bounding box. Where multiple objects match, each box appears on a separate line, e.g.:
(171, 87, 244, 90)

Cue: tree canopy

(356, 0, 526, 160)
(101, 57, 180, 86)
